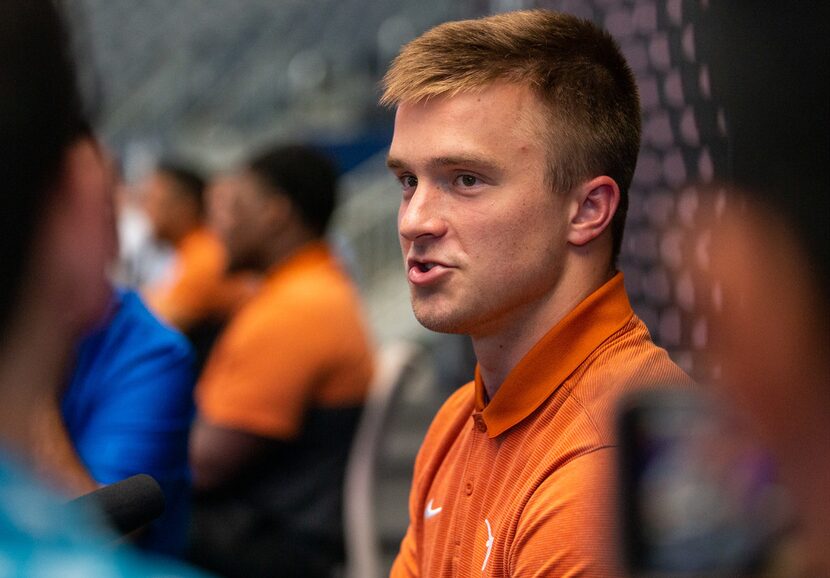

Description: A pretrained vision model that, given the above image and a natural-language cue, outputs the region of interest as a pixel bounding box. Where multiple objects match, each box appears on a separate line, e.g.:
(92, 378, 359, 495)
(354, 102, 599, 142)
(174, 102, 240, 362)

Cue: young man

(189, 144, 374, 577)
(382, 10, 693, 576)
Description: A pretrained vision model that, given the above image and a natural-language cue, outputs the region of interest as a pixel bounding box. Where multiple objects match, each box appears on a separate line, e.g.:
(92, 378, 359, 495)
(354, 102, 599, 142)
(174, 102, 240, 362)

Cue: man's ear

(567, 176, 620, 247)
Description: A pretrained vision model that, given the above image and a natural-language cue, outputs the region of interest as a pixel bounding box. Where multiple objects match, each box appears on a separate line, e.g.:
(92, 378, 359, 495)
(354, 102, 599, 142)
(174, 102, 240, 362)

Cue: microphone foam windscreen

(70, 473, 165, 537)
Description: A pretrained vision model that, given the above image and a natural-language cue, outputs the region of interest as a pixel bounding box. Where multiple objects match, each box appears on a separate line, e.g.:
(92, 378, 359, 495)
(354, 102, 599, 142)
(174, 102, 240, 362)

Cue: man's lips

(406, 257, 454, 285)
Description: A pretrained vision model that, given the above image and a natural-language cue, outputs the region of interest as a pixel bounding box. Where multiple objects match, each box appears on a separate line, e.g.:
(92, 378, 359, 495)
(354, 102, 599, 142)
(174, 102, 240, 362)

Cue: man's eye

(457, 175, 478, 187)
(400, 175, 418, 189)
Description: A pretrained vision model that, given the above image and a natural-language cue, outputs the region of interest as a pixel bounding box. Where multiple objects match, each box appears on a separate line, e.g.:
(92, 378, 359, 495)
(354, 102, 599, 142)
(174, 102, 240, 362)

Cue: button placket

(473, 413, 488, 433)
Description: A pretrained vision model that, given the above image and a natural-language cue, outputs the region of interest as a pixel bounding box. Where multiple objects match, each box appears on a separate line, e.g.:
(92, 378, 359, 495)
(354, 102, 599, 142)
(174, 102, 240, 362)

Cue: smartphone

(616, 388, 794, 577)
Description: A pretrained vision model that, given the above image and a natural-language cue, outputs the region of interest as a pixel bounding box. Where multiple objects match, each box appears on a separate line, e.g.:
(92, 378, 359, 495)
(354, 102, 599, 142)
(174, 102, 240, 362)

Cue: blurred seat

(343, 339, 436, 578)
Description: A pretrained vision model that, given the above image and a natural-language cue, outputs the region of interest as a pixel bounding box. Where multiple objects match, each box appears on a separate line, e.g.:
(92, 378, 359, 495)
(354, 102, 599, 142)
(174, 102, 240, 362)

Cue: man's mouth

(407, 258, 452, 285)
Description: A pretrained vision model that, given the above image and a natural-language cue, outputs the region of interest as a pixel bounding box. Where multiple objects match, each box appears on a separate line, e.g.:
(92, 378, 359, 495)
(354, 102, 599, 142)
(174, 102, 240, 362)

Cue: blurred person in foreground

(695, 2, 830, 575)
(141, 162, 257, 344)
(188, 145, 374, 577)
(0, 0, 208, 575)
(55, 157, 199, 560)
(381, 10, 694, 577)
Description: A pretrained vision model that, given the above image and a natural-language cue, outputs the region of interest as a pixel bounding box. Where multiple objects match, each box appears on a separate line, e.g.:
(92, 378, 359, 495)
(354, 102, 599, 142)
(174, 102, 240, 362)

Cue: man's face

(142, 172, 181, 243)
(52, 138, 116, 332)
(211, 170, 275, 272)
(387, 83, 573, 338)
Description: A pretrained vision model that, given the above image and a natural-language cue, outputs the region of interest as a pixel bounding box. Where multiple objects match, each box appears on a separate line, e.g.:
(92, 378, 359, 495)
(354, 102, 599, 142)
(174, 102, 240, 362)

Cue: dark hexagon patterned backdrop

(528, 0, 729, 382)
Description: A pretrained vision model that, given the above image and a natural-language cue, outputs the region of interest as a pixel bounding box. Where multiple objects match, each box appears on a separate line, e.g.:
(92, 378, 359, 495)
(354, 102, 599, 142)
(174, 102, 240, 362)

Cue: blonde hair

(382, 10, 641, 260)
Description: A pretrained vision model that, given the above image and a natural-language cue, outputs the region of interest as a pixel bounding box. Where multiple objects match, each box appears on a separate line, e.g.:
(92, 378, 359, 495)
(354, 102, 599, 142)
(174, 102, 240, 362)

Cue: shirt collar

(475, 272, 634, 438)
(265, 240, 331, 284)
(178, 226, 211, 249)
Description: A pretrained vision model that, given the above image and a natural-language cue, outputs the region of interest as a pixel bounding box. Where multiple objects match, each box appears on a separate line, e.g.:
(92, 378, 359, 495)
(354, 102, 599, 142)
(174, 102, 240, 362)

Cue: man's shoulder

(588, 313, 695, 388)
(210, 263, 371, 367)
(180, 227, 224, 264)
(228, 260, 369, 346)
(70, 290, 193, 395)
(279, 257, 361, 306)
(552, 314, 695, 444)
(116, 290, 193, 350)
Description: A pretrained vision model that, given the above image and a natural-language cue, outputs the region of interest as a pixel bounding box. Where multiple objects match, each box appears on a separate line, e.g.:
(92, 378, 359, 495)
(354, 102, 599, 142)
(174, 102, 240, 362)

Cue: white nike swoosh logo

(482, 518, 494, 571)
(424, 499, 442, 520)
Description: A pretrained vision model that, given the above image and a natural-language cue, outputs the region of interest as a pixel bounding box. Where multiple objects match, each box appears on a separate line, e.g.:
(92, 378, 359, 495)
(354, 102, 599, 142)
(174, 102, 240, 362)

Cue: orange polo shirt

(195, 241, 374, 439)
(391, 273, 695, 577)
(144, 227, 256, 331)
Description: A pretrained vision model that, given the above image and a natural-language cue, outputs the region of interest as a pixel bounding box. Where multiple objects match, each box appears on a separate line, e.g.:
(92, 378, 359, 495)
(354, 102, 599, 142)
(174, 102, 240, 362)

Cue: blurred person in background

(0, 0, 208, 574)
(188, 144, 374, 577)
(141, 161, 258, 372)
(381, 10, 694, 577)
(51, 161, 199, 559)
(696, 1, 829, 575)
(111, 158, 175, 289)
(62, 283, 197, 558)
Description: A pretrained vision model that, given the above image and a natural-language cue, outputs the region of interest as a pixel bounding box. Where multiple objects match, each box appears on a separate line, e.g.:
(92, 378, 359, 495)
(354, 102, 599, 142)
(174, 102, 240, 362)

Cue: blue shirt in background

(62, 289, 196, 557)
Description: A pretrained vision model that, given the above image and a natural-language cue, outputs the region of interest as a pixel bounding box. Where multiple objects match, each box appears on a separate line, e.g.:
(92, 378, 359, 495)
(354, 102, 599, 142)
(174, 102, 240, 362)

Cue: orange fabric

(143, 227, 256, 330)
(195, 241, 374, 440)
(391, 273, 695, 577)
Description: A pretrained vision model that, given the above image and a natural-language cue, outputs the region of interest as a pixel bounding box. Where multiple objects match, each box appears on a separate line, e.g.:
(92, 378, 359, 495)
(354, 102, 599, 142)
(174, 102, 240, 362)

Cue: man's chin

(412, 305, 467, 335)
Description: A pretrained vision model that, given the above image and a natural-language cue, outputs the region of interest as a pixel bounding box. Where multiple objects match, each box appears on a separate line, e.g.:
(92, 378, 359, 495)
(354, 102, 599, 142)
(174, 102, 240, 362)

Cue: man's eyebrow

(386, 156, 406, 170)
(385, 155, 505, 173)
(430, 155, 504, 173)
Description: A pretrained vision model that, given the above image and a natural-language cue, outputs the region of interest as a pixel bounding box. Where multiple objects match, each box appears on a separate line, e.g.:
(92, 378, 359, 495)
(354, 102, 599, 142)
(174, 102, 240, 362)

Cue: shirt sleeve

(390, 523, 420, 577)
(509, 447, 627, 577)
(146, 242, 225, 330)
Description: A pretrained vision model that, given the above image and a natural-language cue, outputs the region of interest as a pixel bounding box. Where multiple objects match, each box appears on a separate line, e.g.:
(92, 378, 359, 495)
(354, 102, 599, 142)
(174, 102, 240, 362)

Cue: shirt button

(473, 414, 487, 433)
(465, 482, 473, 496)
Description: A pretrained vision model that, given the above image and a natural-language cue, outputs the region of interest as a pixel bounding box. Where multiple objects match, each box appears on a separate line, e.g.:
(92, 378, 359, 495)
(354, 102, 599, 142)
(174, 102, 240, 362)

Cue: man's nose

(398, 183, 447, 241)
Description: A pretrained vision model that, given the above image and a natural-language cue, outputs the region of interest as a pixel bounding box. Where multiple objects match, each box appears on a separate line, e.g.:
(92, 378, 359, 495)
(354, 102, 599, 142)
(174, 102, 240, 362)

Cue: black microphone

(69, 474, 165, 537)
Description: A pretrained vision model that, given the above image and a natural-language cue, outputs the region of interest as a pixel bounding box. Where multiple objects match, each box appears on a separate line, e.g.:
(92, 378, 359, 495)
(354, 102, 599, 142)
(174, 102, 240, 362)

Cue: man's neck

(473, 263, 615, 401)
(170, 222, 202, 248)
(261, 228, 319, 274)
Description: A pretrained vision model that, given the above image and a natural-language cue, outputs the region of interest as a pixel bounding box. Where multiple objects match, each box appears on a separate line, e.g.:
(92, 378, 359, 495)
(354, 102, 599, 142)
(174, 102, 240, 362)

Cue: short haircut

(247, 144, 339, 237)
(381, 10, 641, 262)
(156, 161, 207, 216)
(0, 0, 89, 333)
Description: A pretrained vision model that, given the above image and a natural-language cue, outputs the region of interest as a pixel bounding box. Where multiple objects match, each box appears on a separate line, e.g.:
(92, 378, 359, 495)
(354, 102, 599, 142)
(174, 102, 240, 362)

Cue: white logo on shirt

(482, 518, 494, 571)
(424, 499, 442, 520)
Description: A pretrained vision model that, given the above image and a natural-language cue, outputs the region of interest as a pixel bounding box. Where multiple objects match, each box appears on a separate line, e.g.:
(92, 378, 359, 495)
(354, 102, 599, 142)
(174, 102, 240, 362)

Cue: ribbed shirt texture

(391, 273, 695, 577)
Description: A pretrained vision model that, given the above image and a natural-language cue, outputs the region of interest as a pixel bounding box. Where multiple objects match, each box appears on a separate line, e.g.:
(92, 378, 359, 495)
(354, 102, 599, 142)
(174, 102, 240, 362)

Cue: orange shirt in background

(143, 227, 257, 331)
(391, 273, 695, 577)
(195, 241, 373, 440)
